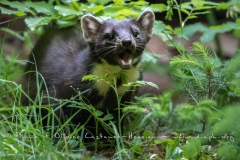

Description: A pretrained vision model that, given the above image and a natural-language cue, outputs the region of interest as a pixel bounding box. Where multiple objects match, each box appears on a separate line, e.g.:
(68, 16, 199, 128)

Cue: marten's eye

(133, 31, 138, 37)
(105, 33, 114, 40)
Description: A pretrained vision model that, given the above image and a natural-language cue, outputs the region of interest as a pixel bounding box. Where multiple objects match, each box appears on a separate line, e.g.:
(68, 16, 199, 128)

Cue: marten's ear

(81, 15, 102, 42)
(136, 10, 155, 38)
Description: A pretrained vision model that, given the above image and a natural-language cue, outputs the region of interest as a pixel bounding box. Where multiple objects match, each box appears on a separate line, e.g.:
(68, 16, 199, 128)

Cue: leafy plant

(1, 0, 240, 159)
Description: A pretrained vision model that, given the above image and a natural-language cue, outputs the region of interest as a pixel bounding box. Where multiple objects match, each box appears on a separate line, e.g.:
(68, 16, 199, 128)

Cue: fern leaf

(225, 54, 240, 79)
(191, 42, 213, 58)
(170, 53, 204, 71)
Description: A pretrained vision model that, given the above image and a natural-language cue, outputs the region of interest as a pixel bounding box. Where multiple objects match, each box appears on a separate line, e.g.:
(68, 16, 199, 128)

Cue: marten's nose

(122, 39, 132, 48)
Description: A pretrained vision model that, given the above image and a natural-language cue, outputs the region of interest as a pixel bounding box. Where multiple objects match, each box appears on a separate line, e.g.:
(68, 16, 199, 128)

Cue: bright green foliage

(180, 21, 240, 42)
(1, 0, 240, 159)
(154, 134, 181, 159)
(0, 0, 166, 31)
(182, 138, 201, 159)
(170, 41, 240, 159)
(171, 42, 240, 105)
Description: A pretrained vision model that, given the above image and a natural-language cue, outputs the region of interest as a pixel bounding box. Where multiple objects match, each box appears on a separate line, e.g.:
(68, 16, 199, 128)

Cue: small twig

(182, 6, 195, 27)
(0, 17, 23, 25)
(208, 73, 212, 99)
(211, 80, 226, 99)
(162, 31, 183, 55)
(185, 88, 198, 105)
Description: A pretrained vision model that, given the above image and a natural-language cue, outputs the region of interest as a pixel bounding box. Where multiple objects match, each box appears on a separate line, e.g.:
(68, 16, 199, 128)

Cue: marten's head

(81, 10, 155, 70)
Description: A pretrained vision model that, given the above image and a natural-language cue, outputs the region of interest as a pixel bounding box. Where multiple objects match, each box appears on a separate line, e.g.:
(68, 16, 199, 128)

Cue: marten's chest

(91, 61, 140, 97)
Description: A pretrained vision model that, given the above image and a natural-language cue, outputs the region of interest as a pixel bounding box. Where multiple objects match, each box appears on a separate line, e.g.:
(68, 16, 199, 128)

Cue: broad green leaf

(165, 25, 173, 31)
(202, 22, 236, 40)
(115, 9, 138, 17)
(124, 81, 159, 90)
(142, 51, 159, 64)
(103, 114, 114, 121)
(188, 15, 198, 19)
(146, 81, 159, 90)
(56, 20, 77, 28)
(123, 82, 141, 87)
(25, 17, 53, 31)
(98, 0, 112, 5)
(155, 138, 173, 146)
(71, 0, 81, 11)
(95, 110, 103, 117)
(165, 5, 173, 21)
(193, 6, 216, 11)
(0, 0, 34, 14)
(88, 0, 97, 3)
(104, 6, 125, 14)
(14, 11, 25, 17)
(133, 144, 142, 155)
(200, 30, 217, 42)
(199, 22, 237, 42)
(182, 138, 201, 159)
(153, 20, 166, 34)
(191, 0, 204, 8)
(154, 139, 162, 144)
(210, 105, 240, 136)
(233, 29, 240, 37)
(149, 4, 167, 12)
(217, 143, 238, 160)
(25, 1, 57, 15)
(85, 5, 104, 13)
(167, 146, 182, 159)
(82, 74, 98, 81)
(0, 7, 16, 15)
(54, 6, 82, 16)
(157, 137, 180, 158)
(181, 8, 190, 15)
(113, 0, 124, 5)
(216, 2, 230, 10)
(181, 2, 193, 10)
(176, 33, 188, 40)
(115, 71, 128, 84)
(122, 105, 143, 113)
(134, 1, 148, 6)
(236, 18, 240, 28)
(0, 6, 25, 16)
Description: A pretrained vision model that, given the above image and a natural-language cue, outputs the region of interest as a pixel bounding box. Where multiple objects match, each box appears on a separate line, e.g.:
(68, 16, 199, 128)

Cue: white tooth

(121, 59, 132, 65)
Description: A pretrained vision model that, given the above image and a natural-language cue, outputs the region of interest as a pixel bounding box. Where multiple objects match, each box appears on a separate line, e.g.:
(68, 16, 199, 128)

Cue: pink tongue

(123, 53, 130, 62)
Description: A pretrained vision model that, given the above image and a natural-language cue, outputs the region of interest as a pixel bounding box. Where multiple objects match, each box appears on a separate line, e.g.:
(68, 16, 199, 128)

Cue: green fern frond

(225, 54, 240, 79)
(171, 42, 231, 104)
(170, 53, 204, 71)
(191, 42, 213, 58)
(192, 42, 222, 75)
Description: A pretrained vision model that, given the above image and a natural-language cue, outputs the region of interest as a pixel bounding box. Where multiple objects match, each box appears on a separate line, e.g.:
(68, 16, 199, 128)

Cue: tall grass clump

(1, 0, 240, 159)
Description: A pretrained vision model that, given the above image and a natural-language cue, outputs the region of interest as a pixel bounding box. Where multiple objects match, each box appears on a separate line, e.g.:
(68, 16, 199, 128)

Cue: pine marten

(21, 10, 155, 145)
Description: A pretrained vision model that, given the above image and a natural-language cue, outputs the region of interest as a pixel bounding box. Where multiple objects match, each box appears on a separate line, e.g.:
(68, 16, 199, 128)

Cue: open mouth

(119, 50, 132, 69)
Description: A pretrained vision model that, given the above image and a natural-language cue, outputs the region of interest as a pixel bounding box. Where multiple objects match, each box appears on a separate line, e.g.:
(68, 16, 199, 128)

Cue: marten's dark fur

(21, 10, 155, 144)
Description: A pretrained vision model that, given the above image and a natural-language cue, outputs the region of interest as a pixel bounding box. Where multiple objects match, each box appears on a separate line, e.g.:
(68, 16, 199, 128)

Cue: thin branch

(185, 88, 198, 105)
